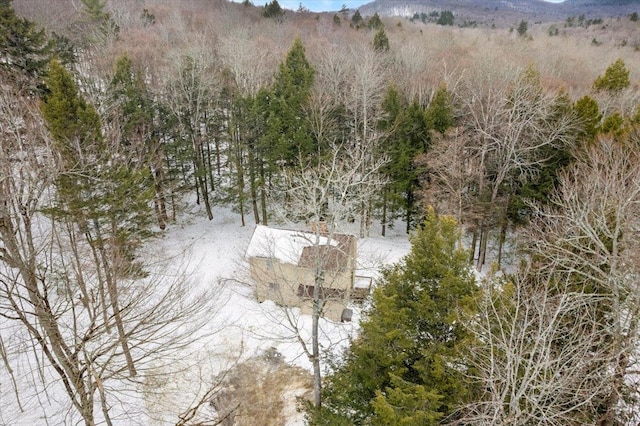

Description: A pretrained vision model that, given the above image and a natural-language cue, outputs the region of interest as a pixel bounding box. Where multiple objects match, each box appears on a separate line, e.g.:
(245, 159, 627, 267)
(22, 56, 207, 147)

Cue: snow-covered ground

(143, 204, 412, 424)
(0, 202, 411, 425)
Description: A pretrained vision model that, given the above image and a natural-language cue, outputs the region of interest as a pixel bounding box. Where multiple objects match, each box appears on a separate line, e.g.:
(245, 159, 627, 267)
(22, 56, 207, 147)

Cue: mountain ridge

(357, 0, 638, 25)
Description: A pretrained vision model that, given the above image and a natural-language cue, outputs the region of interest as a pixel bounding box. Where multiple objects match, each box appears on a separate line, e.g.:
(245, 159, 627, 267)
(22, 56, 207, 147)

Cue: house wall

(249, 256, 354, 322)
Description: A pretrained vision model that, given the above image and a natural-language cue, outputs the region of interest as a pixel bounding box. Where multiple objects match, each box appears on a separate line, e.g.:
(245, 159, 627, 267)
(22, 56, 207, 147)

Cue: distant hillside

(357, 0, 638, 26)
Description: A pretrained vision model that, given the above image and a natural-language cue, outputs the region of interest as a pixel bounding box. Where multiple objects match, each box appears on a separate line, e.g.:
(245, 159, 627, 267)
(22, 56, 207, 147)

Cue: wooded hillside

(3, 0, 640, 424)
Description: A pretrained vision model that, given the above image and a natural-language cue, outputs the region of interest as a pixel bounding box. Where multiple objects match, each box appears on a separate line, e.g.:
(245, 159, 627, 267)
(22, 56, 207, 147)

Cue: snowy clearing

(0, 202, 410, 426)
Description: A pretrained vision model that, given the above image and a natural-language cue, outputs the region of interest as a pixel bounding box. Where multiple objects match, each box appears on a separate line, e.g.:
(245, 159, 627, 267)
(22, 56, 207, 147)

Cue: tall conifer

(311, 211, 477, 424)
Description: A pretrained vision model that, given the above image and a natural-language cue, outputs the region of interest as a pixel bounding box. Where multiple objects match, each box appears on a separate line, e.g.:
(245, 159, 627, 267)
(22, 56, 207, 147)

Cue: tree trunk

(359, 200, 366, 238)
(0, 211, 96, 425)
(406, 190, 413, 234)
(260, 163, 268, 226)
(235, 132, 246, 227)
(151, 164, 168, 230)
(192, 153, 201, 206)
(312, 263, 323, 408)
(470, 227, 478, 264)
(85, 227, 110, 332)
(476, 223, 488, 271)
(248, 146, 260, 224)
(497, 219, 507, 270)
(381, 190, 387, 237)
(93, 220, 137, 378)
(312, 299, 322, 408)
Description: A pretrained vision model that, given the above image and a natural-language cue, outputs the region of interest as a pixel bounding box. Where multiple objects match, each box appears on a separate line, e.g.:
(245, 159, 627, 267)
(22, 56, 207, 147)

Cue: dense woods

(2, 0, 640, 424)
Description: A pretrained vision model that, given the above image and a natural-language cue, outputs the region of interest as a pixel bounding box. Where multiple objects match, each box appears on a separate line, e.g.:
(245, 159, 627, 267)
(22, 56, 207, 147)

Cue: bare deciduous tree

(418, 127, 478, 230)
(459, 135, 640, 425)
(525, 135, 640, 425)
(217, 30, 277, 226)
(0, 80, 216, 426)
(343, 46, 389, 237)
(457, 64, 576, 270)
(257, 134, 387, 408)
(165, 37, 219, 220)
(458, 268, 611, 425)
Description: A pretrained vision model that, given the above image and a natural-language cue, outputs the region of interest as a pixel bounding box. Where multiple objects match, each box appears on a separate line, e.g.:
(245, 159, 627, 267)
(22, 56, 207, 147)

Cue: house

(246, 225, 359, 322)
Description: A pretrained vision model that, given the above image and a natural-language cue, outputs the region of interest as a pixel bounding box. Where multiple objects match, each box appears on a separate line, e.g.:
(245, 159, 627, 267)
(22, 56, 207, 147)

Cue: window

(297, 284, 346, 300)
(297, 284, 314, 298)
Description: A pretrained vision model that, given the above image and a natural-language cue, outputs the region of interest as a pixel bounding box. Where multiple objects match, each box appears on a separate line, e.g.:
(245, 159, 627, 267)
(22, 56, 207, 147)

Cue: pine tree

(368, 12, 384, 30)
(593, 58, 630, 94)
(379, 87, 431, 234)
(425, 84, 453, 134)
(251, 39, 315, 222)
(110, 55, 153, 143)
(600, 111, 624, 137)
(507, 92, 576, 226)
(80, 0, 119, 46)
(351, 9, 363, 27)
(262, 0, 284, 20)
(109, 55, 169, 229)
(41, 59, 154, 270)
(574, 95, 602, 142)
(167, 53, 217, 220)
(372, 28, 389, 52)
(0, 0, 74, 91)
(41, 59, 153, 377)
(517, 20, 528, 36)
(437, 10, 454, 26)
(40, 59, 103, 170)
(260, 37, 315, 167)
(378, 85, 403, 236)
(82, 0, 109, 22)
(309, 211, 477, 425)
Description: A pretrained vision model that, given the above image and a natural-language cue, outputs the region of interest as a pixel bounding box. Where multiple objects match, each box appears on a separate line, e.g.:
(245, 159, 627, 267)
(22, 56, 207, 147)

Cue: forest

(2, 0, 640, 424)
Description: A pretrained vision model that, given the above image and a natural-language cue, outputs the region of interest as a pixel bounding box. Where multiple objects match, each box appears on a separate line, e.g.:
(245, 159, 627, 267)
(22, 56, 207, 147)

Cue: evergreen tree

(41, 59, 155, 271)
(309, 211, 477, 425)
(517, 20, 528, 36)
(378, 85, 403, 236)
(41, 59, 154, 376)
(574, 95, 602, 142)
(81, 0, 119, 45)
(82, 0, 109, 22)
(109, 55, 169, 229)
(110, 55, 153, 146)
(600, 111, 625, 137)
(372, 28, 389, 52)
(368, 12, 384, 30)
(0, 0, 48, 80)
(425, 84, 453, 134)
(593, 58, 630, 94)
(40, 59, 103, 167)
(167, 54, 218, 220)
(253, 38, 315, 221)
(437, 10, 454, 26)
(260, 37, 315, 167)
(0, 0, 74, 91)
(379, 86, 431, 234)
(262, 0, 284, 20)
(508, 92, 575, 225)
(351, 9, 363, 27)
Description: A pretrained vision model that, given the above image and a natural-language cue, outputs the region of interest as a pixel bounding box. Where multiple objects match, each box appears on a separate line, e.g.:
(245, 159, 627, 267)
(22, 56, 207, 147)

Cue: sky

(238, 0, 565, 13)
